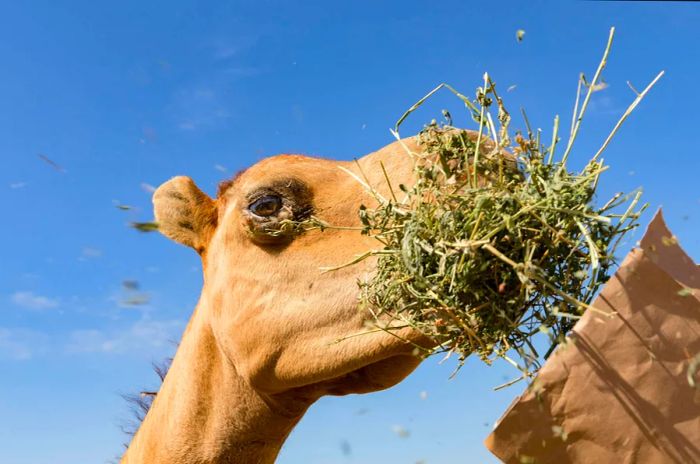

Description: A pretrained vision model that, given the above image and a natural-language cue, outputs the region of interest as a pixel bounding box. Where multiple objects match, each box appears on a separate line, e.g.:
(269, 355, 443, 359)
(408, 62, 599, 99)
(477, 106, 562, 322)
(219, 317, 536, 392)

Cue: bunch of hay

(288, 28, 661, 382)
(357, 119, 639, 376)
(353, 29, 663, 381)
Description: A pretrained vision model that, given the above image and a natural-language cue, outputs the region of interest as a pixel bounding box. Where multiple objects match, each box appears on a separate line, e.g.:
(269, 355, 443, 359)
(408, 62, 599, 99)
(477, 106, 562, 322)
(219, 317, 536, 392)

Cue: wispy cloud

(0, 328, 50, 360)
(166, 31, 267, 133)
(222, 66, 261, 78)
(213, 44, 240, 60)
(66, 318, 184, 355)
(172, 86, 232, 132)
(170, 34, 264, 133)
(79, 247, 102, 261)
(11, 291, 59, 310)
(140, 182, 156, 194)
(588, 94, 624, 116)
(211, 34, 260, 60)
(0, 312, 184, 360)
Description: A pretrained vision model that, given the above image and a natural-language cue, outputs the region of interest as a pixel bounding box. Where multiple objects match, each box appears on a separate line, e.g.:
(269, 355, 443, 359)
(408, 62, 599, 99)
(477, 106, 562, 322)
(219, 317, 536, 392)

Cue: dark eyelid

(245, 178, 308, 201)
(246, 188, 281, 204)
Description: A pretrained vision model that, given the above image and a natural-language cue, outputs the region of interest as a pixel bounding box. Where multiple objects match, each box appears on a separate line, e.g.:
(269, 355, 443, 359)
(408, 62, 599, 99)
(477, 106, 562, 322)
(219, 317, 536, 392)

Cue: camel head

(152, 137, 429, 406)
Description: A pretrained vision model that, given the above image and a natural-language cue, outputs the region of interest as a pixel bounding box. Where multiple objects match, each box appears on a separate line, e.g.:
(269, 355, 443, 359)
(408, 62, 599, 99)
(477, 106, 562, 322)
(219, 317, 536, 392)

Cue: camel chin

(323, 354, 422, 396)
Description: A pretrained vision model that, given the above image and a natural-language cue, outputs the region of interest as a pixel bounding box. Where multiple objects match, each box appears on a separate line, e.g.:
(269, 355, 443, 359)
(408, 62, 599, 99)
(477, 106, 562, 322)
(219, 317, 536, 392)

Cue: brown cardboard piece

(485, 210, 700, 464)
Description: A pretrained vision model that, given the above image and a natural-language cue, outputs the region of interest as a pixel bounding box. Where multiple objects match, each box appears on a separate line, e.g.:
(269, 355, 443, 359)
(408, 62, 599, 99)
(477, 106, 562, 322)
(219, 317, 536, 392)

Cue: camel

(120, 133, 486, 464)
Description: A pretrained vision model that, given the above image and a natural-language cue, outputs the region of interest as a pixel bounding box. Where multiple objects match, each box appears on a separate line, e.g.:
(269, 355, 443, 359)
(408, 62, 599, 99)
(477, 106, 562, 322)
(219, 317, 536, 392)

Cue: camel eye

(248, 195, 282, 217)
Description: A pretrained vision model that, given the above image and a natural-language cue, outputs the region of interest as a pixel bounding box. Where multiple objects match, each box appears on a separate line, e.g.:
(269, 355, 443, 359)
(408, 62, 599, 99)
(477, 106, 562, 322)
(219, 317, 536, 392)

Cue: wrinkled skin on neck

(121, 136, 456, 464)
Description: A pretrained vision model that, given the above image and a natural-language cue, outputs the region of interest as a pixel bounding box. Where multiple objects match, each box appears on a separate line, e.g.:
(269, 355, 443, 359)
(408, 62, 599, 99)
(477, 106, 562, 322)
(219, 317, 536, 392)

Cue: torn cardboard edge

(485, 209, 700, 464)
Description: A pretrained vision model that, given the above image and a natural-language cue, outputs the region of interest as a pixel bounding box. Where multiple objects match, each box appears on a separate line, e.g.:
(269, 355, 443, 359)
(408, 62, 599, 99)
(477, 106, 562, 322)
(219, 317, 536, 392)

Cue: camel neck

(120, 304, 305, 464)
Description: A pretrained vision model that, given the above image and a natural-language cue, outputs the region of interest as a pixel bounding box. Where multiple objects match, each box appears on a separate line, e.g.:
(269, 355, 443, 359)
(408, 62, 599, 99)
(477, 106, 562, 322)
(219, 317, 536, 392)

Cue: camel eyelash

(245, 179, 314, 214)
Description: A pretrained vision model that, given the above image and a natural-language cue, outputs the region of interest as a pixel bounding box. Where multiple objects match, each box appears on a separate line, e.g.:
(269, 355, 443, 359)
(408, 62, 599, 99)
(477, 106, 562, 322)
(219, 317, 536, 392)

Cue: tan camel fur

(121, 133, 488, 464)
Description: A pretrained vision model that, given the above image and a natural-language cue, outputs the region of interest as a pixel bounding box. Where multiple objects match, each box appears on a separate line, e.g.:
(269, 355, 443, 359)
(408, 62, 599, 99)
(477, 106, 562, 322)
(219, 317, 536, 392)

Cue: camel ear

(153, 176, 217, 253)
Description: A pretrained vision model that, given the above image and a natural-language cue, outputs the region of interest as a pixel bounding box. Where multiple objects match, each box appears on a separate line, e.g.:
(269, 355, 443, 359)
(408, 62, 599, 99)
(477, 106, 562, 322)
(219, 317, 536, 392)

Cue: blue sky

(1, 1, 699, 463)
